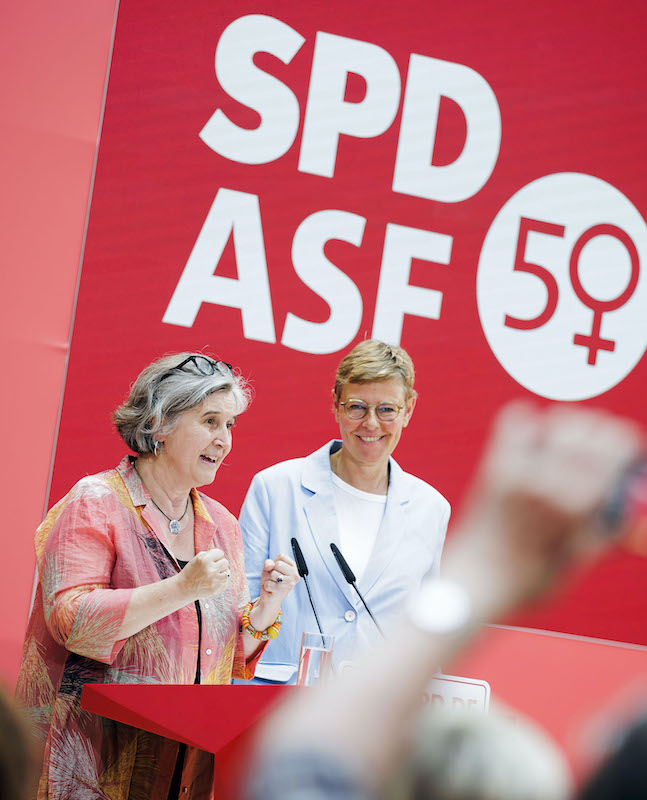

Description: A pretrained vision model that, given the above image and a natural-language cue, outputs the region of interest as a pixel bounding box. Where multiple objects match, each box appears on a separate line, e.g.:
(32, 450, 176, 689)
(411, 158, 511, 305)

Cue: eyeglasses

(339, 399, 405, 421)
(159, 355, 233, 382)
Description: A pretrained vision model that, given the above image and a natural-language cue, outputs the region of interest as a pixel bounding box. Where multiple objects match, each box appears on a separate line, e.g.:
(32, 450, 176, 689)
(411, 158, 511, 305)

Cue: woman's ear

(332, 389, 341, 423)
(402, 395, 417, 428)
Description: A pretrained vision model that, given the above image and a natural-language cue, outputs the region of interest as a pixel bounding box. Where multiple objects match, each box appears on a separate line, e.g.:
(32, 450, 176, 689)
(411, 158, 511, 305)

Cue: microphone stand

(330, 543, 384, 637)
(291, 538, 326, 645)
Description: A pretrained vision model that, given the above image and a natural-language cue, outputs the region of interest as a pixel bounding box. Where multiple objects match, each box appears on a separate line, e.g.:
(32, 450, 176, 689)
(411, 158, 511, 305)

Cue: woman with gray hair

(15, 352, 299, 800)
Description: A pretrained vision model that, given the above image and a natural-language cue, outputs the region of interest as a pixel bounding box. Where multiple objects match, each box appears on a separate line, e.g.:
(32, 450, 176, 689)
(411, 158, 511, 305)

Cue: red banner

(51, 0, 647, 644)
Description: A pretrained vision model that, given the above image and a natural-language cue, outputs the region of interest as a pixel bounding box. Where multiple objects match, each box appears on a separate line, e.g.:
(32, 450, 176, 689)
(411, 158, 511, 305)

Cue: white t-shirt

(331, 473, 387, 582)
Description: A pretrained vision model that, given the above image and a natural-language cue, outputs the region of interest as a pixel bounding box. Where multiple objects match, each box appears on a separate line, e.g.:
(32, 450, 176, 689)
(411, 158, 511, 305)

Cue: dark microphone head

(330, 542, 356, 585)
(291, 537, 309, 578)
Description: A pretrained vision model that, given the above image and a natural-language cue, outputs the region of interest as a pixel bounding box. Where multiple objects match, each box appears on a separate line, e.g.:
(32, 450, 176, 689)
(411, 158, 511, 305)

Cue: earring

(154, 441, 160, 456)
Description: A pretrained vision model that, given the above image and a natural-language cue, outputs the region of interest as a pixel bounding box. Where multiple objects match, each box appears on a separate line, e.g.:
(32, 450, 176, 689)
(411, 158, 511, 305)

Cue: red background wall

(2, 0, 647, 688)
(0, 0, 118, 686)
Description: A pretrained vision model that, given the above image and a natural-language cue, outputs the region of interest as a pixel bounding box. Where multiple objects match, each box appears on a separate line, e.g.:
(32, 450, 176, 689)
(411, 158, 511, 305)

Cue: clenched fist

(178, 548, 231, 601)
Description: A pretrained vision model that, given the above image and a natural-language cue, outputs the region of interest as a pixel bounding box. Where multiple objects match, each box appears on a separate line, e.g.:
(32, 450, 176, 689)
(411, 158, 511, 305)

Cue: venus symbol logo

(477, 173, 647, 401)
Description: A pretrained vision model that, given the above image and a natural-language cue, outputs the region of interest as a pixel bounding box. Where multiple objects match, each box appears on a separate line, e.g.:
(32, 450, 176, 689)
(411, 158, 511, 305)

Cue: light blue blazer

(239, 440, 450, 683)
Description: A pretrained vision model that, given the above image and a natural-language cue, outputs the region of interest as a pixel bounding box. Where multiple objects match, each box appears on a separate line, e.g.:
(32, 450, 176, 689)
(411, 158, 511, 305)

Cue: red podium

(81, 683, 291, 798)
(81, 626, 647, 794)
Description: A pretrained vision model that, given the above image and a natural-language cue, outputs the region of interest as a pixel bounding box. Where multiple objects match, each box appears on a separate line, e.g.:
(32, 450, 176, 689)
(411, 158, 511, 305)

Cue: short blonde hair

(334, 340, 416, 400)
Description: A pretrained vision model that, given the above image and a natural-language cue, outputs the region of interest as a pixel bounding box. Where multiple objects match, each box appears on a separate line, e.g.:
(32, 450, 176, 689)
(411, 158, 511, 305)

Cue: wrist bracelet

(241, 599, 283, 641)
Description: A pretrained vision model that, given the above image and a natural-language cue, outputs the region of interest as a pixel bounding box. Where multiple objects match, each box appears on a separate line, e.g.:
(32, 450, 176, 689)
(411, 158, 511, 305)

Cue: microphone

(291, 538, 325, 638)
(330, 543, 384, 637)
(291, 536, 309, 578)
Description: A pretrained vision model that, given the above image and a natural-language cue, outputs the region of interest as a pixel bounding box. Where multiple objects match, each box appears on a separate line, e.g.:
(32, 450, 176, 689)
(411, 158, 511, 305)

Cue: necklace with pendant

(148, 494, 191, 535)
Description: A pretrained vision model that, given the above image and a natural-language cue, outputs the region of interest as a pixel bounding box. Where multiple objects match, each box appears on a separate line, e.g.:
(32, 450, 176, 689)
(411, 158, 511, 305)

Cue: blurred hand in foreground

(443, 402, 643, 619)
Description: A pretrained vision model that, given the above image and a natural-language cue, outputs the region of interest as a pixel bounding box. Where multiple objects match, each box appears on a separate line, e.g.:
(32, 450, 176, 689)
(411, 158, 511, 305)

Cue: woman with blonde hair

(240, 340, 450, 683)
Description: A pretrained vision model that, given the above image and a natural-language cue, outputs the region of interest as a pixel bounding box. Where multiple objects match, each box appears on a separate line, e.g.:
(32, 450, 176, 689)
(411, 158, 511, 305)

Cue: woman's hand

(177, 548, 231, 601)
(444, 402, 644, 619)
(118, 549, 230, 640)
(260, 553, 300, 601)
(248, 554, 300, 632)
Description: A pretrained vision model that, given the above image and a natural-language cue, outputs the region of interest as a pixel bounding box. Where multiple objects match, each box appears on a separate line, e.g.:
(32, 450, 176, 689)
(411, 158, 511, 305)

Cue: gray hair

(113, 352, 252, 454)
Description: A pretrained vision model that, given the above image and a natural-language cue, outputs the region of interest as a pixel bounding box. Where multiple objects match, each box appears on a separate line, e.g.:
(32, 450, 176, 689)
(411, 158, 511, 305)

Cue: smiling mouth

(201, 455, 217, 463)
(358, 436, 384, 443)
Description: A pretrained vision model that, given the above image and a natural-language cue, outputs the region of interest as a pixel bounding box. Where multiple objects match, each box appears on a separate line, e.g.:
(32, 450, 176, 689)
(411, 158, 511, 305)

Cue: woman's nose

(215, 425, 231, 443)
(363, 408, 381, 426)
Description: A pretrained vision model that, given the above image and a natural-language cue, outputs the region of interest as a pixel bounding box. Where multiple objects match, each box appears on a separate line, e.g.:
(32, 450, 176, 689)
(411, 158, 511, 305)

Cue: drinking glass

(296, 632, 335, 687)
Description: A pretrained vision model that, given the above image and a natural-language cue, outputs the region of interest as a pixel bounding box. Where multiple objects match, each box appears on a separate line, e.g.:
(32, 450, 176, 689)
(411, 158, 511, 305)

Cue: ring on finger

(276, 575, 284, 583)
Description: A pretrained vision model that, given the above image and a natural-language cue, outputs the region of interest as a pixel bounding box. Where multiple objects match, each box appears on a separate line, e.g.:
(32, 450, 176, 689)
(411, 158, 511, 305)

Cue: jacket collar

(301, 441, 409, 500)
(116, 455, 218, 561)
(300, 441, 410, 603)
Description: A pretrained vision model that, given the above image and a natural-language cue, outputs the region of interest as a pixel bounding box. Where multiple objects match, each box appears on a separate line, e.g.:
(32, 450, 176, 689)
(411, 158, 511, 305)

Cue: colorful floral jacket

(16, 456, 263, 800)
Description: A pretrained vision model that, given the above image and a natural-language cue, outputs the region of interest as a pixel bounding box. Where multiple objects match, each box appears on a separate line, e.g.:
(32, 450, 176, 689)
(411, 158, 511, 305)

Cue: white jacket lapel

(301, 441, 356, 606)
(358, 458, 409, 595)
